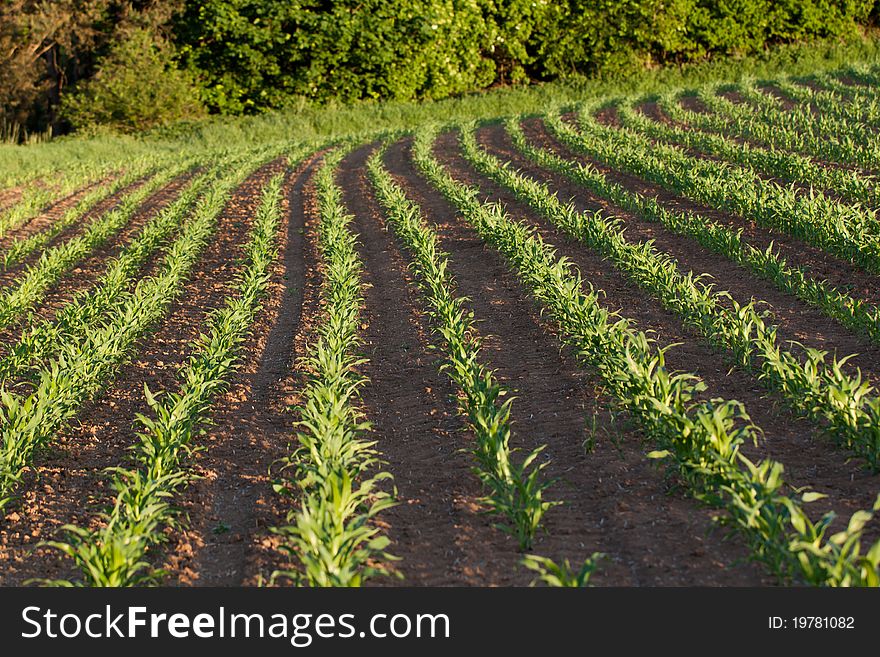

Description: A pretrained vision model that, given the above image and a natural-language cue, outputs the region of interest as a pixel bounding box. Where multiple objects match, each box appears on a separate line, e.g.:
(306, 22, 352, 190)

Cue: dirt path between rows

(153, 156, 311, 587)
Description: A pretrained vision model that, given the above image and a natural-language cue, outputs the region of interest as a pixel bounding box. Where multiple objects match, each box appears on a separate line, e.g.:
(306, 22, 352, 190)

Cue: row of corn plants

(803, 69, 880, 128)
(2, 162, 169, 270)
(507, 117, 880, 349)
(39, 169, 289, 586)
(0, 161, 228, 383)
(0, 158, 197, 332)
(413, 124, 880, 587)
(729, 80, 880, 163)
(0, 160, 129, 239)
(473, 122, 880, 470)
(813, 64, 880, 128)
(0, 147, 275, 512)
(551, 106, 880, 273)
(618, 96, 880, 209)
(766, 76, 879, 132)
(269, 149, 397, 587)
(366, 146, 558, 552)
(690, 84, 878, 171)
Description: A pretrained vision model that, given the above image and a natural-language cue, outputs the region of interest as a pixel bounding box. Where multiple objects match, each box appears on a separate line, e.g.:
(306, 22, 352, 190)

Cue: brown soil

(835, 74, 868, 88)
(428, 128, 880, 538)
(636, 101, 670, 125)
(594, 105, 621, 127)
(679, 95, 709, 113)
(160, 155, 321, 586)
(339, 144, 527, 585)
(380, 137, 769, 585)
(0, 187, 23, 214)
(0, 158, 287, 585)
(719, 89, 747, 105)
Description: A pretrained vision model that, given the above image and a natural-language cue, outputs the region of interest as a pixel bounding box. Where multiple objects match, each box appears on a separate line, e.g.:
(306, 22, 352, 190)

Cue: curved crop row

(729, 80, 880, 165)
(40, 169, 289, 586)
(413, 123, 880, 587)
(269, 149, 396, 588)
(620, 96, 880, 210)
(0, 159, 235, 383)
(0, 158, 196, 333)
(692, 85, 877, 170)
(0, 161, 130, 239)
(511, 117, 880, 348)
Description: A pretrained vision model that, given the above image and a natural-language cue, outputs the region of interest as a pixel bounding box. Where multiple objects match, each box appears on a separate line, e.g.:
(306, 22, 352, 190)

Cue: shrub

(62, 27, 204, 133)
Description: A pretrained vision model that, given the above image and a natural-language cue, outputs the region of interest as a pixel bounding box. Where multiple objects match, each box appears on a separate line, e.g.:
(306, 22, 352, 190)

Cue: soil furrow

(339, 144, 530, 586)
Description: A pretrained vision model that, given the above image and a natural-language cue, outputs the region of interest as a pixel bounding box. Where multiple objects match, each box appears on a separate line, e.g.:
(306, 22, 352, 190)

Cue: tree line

(2, 0, 876, 137)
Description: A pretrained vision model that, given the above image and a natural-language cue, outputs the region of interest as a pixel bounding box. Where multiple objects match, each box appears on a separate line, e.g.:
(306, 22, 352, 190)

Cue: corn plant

(521, 553, 604, 587)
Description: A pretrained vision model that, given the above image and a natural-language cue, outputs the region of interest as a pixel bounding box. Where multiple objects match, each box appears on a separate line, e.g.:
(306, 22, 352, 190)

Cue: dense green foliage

(3, 0, 877, 133)
(61, 28, 205, 133)
(173, 0, 877, 114)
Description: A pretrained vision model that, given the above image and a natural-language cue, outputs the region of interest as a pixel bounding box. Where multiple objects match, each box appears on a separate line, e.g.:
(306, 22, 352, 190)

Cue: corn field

(2, 62, 880, 587)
